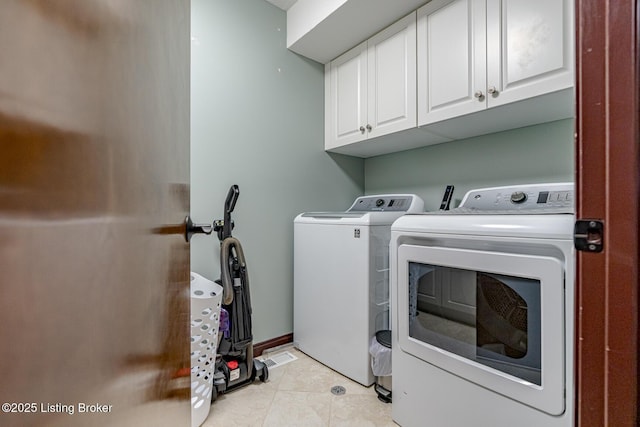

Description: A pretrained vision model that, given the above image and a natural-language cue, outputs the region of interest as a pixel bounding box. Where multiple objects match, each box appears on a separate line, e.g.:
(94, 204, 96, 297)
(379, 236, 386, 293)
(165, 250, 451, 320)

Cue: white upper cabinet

(367, 15, 418, 139)
(326, 13, 417, 150)
(418, 0, 574, 127)
(486, 0, 573, 106)
(320, 0, 574, 157)
(326, 41, 368, 148)
(417, 0, 487, 124)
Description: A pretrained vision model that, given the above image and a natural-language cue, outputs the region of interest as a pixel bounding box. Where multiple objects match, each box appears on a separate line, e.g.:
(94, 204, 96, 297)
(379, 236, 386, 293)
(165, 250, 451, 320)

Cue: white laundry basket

(190, 272, 223, 427)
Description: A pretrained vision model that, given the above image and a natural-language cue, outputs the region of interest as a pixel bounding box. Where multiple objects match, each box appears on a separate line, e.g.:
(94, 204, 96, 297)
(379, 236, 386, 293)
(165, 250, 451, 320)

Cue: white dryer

(294, 194, 424, 386)
(390, 183, 575, 427)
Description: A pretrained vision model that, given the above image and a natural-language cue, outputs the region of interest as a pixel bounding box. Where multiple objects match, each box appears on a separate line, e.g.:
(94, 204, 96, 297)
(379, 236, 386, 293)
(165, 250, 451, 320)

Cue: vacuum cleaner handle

(223, 185, 239, 240)
(225, 185, 239, 215)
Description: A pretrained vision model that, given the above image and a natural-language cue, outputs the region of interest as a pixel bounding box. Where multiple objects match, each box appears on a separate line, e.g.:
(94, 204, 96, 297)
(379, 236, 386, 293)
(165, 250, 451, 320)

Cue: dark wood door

(0, 1, 191, 426)
(575, 0, 639, 425)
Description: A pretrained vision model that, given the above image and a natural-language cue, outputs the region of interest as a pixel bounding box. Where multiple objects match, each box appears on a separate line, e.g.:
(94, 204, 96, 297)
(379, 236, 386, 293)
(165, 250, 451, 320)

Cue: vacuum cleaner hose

(220, 237, 245, 305)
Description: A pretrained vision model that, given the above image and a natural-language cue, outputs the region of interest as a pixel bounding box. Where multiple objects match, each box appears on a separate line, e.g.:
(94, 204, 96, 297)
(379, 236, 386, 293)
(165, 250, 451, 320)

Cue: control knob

(376, 199, 385, 207)
(510, 191, 527, 204)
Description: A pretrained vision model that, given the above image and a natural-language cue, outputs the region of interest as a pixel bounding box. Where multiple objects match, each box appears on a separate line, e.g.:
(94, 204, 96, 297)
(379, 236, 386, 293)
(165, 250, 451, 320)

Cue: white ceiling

(264, 0, 296, 11)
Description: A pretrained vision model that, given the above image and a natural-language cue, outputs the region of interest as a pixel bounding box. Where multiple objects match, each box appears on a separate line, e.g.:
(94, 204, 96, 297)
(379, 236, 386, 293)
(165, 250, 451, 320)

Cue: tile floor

(201, 347, 398, 427)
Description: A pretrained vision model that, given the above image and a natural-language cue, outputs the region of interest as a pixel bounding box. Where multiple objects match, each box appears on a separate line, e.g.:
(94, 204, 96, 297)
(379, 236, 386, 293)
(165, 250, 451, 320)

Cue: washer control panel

(460, 183, 574, 212)
(347, 194, 424, 212)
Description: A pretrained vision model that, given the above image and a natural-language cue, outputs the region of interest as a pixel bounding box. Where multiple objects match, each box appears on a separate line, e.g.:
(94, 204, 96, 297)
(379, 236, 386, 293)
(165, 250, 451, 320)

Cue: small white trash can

(370, 330, 392, 403)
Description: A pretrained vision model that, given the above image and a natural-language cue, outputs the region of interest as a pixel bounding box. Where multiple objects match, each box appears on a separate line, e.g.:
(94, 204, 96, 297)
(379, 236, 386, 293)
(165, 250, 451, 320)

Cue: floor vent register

(259, 351, 298, 369)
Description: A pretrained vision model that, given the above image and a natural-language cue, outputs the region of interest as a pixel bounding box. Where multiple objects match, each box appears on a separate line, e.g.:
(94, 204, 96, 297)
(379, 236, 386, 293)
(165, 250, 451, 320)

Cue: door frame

(575, 0, 639, 425)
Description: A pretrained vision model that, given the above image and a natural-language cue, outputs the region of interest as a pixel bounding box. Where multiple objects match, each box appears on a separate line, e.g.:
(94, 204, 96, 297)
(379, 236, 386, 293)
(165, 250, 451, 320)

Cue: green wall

(365, 119, 575, 210)
(190, 0, 364, 343)
(192, 0, 575, 345)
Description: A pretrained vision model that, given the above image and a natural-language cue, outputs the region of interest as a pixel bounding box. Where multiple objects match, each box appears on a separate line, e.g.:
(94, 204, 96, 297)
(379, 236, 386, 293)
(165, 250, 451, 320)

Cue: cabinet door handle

(488, 86, 498, 95)
(366, 124, 372, 132)
(474, 90, 484, 100)
(359, 126, 366, 133)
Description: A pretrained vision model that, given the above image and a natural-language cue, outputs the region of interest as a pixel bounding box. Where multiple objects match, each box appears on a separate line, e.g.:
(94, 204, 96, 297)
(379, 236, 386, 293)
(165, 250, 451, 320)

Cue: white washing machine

(390, 183, 575, 427)
(294, 194, 424, 386)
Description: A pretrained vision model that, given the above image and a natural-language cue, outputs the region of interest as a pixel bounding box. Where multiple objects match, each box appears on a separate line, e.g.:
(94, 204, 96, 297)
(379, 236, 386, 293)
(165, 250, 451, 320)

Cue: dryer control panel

(459, 183, 574, 212)
(348, 194, 424, 213)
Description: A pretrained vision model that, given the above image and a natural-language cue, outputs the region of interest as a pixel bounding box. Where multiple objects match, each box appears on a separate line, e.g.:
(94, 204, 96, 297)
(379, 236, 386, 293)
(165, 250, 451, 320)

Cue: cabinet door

(326, 41, 368, 149)
(417, 0, 487, 126)
(367, 13, 417, 139)
(486, 0, 574, 107)
(441, 269, 477, 318)
(417, 265, 441, 308)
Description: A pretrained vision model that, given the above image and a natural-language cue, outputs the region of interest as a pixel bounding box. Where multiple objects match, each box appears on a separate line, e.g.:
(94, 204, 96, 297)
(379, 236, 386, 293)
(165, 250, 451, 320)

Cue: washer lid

(300, 212, 365, 219)
(295, 210, 411, 225)
(295, 193, 425, 225)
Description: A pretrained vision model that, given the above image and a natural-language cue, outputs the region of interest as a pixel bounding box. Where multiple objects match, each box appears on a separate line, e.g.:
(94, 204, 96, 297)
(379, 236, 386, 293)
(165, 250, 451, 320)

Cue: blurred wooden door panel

(0, 1, 191, 426)
(575, 0, 639, 425)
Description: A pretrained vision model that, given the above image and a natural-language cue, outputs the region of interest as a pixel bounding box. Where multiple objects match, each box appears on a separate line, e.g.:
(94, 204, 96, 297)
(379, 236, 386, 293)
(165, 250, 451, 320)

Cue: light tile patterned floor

(201, 347, 398, 427)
